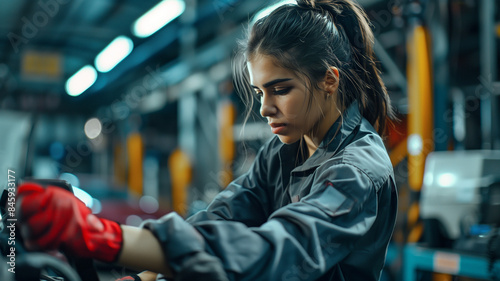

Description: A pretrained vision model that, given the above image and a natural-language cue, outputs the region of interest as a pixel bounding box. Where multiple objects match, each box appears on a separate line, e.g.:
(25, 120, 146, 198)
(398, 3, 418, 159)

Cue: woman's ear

(324, 67, 339, 96)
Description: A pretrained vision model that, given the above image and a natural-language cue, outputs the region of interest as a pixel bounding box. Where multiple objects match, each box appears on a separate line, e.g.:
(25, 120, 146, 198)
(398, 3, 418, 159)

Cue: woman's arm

(118, 225, 173, 277)
(17, 183, 227, 281)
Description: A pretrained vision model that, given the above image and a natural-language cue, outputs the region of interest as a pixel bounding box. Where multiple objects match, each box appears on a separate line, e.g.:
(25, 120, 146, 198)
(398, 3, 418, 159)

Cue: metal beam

(374, 38, 407, 94)
(480, 0, 497, 149)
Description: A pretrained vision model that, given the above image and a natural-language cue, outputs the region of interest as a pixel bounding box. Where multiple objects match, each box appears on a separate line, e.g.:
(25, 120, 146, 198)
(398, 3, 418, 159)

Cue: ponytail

(236, 0, 395, 135)
(335, 0, 394, 134)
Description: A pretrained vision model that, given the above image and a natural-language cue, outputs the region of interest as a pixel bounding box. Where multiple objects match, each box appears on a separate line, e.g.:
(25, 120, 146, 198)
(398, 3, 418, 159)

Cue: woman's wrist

(117, 225, 173, 277)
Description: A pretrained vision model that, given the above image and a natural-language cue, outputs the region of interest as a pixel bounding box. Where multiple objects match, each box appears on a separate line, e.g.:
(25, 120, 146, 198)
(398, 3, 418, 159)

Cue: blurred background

(0, 0, 499, 280)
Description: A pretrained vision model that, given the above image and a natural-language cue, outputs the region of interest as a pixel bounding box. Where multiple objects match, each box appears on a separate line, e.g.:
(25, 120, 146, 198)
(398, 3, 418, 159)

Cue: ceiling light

(133, 0, 185, 38)
(65, 65, 97, 97)
(95, 36, 134, 73)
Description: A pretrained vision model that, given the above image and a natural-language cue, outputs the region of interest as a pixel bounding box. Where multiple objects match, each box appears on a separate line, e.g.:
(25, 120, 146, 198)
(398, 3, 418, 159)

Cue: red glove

(17, 182, 123, 263)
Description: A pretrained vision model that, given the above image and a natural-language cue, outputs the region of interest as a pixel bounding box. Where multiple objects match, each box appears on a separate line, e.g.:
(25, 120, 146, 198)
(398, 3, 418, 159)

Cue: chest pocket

(306, 180, 355, 217)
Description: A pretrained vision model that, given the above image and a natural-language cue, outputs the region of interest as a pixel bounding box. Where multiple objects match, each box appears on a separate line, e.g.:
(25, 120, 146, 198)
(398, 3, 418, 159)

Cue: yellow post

(218, 101, 236, 188)
(407, 25, 434, 191)
(406, 15, 449, 281)
(127, 132, 144, 196)
(168, 149, 192, 216)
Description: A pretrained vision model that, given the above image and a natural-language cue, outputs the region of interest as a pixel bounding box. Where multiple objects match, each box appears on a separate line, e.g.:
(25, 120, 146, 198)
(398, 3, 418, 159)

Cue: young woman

(17, 0, 398, 280)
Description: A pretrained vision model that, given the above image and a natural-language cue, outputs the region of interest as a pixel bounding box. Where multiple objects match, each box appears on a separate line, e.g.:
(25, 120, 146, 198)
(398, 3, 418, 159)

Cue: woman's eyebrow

(251, 78, 292, 89)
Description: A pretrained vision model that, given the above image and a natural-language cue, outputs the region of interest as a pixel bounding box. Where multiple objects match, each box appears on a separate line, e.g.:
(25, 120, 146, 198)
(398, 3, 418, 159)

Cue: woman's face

(247, 54, 334, 145)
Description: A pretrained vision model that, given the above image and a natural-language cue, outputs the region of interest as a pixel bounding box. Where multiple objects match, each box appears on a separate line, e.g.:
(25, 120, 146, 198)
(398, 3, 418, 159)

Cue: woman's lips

(269, 123, 286, 134)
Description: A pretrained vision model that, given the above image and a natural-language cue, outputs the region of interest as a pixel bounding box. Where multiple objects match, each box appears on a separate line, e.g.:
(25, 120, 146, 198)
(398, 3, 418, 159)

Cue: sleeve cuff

(140, 213, 229, 281)
(140, 212, 205, 271)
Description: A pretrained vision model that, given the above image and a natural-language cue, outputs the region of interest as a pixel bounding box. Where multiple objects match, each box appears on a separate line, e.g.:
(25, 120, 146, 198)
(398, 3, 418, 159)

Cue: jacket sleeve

(185, 143, 273, 227)
(144, 162, 381, 281)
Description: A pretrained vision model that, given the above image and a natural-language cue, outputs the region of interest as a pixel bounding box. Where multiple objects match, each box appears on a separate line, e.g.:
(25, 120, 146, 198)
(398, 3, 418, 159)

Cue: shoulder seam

(341, 138, 392, 189)
(340, 162, 377, 190)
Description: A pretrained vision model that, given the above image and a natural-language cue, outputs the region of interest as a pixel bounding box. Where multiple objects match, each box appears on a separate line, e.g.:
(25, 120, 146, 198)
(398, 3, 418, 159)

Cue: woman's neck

(303, 137, 319, 159)
(303, 105, 341, 158)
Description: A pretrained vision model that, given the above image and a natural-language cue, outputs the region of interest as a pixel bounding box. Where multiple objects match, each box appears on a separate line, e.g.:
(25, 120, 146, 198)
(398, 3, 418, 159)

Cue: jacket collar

(279, 101, 362, 173)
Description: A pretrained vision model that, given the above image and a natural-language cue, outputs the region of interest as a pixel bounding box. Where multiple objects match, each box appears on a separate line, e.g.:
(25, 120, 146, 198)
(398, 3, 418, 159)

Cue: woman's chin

(277, 135, 300, 145)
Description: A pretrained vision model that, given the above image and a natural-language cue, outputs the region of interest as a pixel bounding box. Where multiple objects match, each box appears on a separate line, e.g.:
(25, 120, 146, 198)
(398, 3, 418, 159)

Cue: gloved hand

(17, 182, 123, 263)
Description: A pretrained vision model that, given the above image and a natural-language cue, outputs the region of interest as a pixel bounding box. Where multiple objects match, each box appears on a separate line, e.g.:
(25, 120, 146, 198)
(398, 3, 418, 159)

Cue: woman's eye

(273, 87, 291, 95)
(254, 91, 263, 99)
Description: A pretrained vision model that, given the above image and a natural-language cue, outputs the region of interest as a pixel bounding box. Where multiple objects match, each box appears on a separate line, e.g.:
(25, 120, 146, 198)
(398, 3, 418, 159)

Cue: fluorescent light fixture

(133, 0, 186, 38)
(251, 0, 296, 25)
(95, 36, 134, 73)
(65, 65, 97, 97)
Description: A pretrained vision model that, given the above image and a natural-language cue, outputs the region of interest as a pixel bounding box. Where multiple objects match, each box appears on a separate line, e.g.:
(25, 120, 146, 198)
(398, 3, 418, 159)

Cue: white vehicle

(420, 150, 500, 247)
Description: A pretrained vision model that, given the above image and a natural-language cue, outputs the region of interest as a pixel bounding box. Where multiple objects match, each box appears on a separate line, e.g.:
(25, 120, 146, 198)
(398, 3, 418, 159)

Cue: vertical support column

(407, 23, 433, 191)
(480, 0, 498, 149)
(218, 99, 236, 188)
(431, 0, 450, 151)
(195, 82, 220, 195)
(403, 245, 418, 281)
(127, 132, 144, 196)
(406, 1, 434, 245)
(173, 93, 197, 216)
(143, 156, 159, 199)
(179, 93, 197, 157)
(169, 148, 192, 216)
(113, 143, 127, 186)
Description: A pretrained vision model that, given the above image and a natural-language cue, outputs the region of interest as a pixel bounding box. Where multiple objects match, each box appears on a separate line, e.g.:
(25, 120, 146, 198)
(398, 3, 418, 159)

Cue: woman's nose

(259, 94, 277, 117)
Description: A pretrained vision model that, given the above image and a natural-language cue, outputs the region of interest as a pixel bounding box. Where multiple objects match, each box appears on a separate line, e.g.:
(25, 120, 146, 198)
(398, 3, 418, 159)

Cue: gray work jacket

(144, 101, 398, 281)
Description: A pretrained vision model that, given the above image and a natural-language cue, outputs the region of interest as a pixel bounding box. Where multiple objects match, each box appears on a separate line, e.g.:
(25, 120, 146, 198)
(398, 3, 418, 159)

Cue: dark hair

(233, 0, 395, 136)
